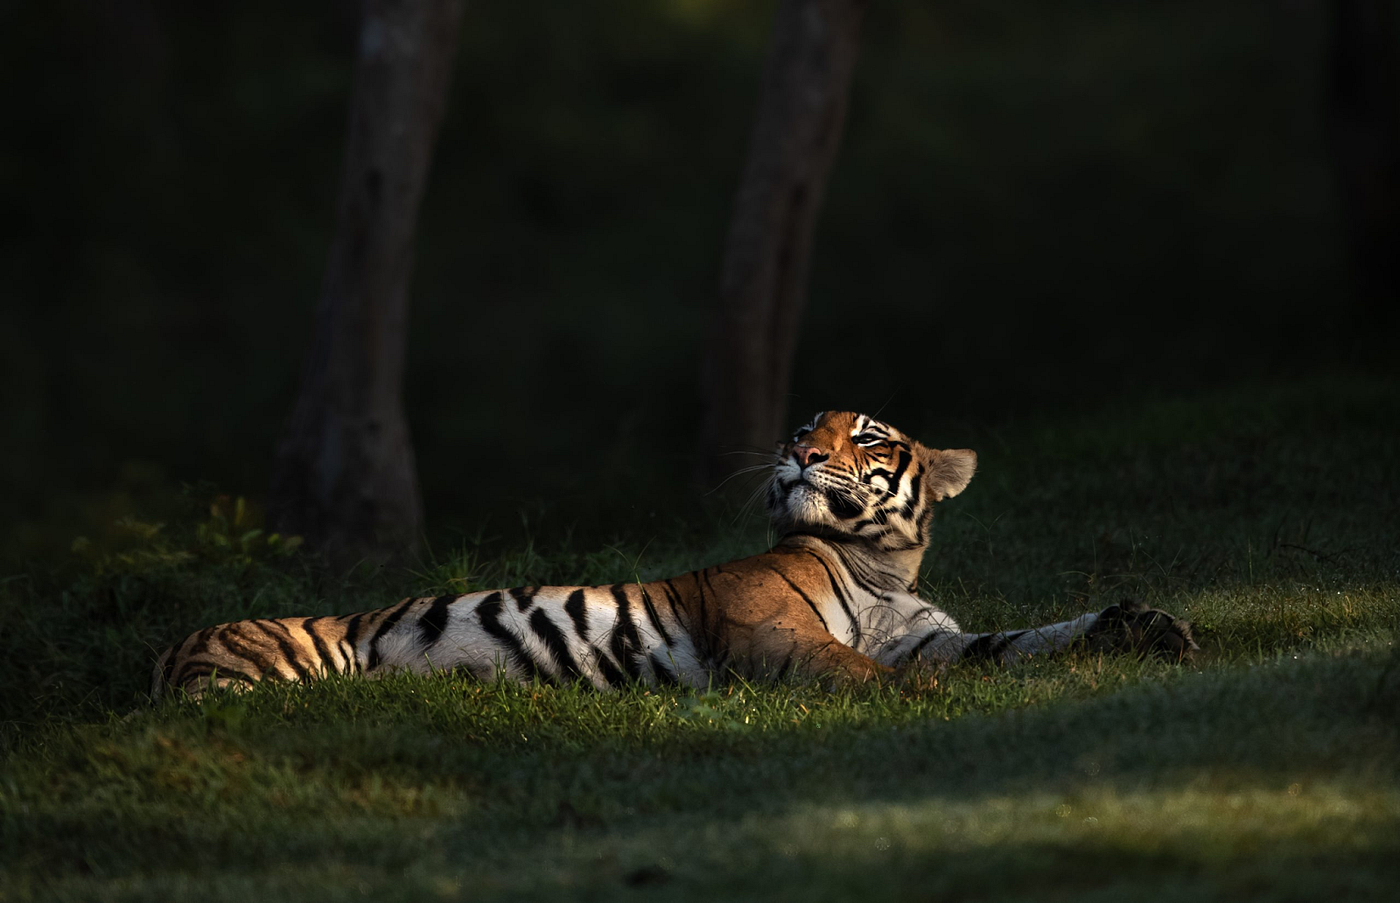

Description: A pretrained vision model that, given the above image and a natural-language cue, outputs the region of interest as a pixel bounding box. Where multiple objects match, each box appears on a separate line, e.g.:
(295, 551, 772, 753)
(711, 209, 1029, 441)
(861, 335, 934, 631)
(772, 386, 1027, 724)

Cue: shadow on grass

(5, 641, 1397, 897)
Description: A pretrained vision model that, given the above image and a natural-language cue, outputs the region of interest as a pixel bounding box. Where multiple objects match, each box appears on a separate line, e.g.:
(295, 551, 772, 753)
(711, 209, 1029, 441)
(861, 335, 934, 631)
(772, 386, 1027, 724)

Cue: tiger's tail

(150, 615, 367, 700)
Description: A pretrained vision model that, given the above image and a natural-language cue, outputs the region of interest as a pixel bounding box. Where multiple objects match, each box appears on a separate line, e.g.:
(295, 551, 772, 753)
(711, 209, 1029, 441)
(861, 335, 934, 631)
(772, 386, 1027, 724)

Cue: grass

(2, 375, 1398, 901)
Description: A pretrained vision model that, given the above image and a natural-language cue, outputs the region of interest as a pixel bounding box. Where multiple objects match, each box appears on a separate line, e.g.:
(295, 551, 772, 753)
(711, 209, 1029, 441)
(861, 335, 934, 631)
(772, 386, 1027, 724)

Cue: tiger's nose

(793, 445, 829, 468)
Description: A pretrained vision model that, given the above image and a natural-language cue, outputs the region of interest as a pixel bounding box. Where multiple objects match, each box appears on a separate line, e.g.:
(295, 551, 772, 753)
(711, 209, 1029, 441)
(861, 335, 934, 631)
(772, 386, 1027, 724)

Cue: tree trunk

(698, 0, 867, 486)
(1328, 0, 1400, 347)
(269, 0, 464, 566)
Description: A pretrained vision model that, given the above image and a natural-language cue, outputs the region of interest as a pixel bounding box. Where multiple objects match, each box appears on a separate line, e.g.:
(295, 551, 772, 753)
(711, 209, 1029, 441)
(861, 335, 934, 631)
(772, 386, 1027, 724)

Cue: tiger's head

(767, 411, 977, 552)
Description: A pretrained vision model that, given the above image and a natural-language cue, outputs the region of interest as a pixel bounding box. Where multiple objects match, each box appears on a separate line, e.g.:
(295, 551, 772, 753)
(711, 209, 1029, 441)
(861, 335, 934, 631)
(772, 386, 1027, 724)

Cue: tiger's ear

(920, 447, 977, 501)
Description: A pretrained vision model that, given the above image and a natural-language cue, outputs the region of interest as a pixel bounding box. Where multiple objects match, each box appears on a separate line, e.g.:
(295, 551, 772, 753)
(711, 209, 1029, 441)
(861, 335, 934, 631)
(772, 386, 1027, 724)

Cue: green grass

(3, 376, 1399, 901)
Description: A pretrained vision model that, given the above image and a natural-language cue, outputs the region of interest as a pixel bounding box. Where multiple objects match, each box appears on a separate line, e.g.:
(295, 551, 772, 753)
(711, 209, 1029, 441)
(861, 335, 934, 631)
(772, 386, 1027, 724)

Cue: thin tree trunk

(1328, 0, 1400, 346)
(698, 0, 867, 485)
(269, 0, 464, 565)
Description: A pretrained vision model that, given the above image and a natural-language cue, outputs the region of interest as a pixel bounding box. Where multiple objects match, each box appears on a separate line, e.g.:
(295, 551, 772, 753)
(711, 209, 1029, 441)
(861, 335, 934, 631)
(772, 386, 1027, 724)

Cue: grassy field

(2, 377, 1398, 901)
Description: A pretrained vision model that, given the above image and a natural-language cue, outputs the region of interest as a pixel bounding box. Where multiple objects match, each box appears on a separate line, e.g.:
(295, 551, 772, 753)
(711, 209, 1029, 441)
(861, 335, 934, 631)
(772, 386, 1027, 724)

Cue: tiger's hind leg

(150, 650, 261, 700)
(163, 670, 259, 700)
(797, 638, 895, 686)
(896, 599, 1196, 668)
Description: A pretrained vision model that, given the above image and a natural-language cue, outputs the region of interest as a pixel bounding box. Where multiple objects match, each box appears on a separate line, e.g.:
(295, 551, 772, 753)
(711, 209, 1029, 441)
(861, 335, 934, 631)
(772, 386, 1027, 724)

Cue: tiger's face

(768, 411, 977, 550)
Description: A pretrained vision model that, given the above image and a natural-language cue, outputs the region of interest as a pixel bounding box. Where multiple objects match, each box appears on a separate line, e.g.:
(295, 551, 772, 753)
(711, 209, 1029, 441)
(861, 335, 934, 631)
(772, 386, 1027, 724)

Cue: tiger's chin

(775, 482, 857, 535)
(784, 484, 832, 525)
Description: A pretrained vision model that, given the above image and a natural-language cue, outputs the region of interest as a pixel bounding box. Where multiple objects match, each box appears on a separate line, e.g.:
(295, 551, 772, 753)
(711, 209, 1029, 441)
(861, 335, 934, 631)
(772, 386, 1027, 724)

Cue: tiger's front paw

(1084, 599, 1198, 662)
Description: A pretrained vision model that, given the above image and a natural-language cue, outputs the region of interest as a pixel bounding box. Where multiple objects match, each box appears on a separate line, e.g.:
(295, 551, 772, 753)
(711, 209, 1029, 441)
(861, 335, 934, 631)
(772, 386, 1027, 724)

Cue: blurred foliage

(0, 0, 1387, 554)
(68, 494, 302, 576)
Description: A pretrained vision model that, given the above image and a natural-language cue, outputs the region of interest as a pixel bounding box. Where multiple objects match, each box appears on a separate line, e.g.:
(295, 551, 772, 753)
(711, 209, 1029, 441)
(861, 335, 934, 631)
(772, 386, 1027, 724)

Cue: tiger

(151, 411, 1195, 698)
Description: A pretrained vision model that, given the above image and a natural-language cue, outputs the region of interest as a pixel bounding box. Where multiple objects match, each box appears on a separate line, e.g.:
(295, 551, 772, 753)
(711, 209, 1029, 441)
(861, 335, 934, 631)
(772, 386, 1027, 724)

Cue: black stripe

(177, 662, 260, 689)
(804, 551, 861, 643)
(660, 580, 687, 626)
(637, 586, 674, 646)
(418, 594, 457, 646)
(365, 598, 417, 672)
(828, 546, 886, 599)
(607, 584, 644, 679)
(340, 611, 370, 667)
(529, 608, 583, 681)
(824, 487, 864, 520)
(167, 628, 216, 691)
(593, 646, 627, 687)
(511, 586, 539, 612)
(250, 619, 313, 682)
(564, 588, 590, 640)
(1000, 629, 1030, 652)
(207, 662, 262, 686)
(203, 646, 271, 685)
(851, 573, 886, 601)
(475, 592, 535, 674)
(863, 468, 891, 487)
(184, 625, 216, 659)
(217, 625, 280, 677)
(904, 468, 922, 511)
(257, 618, 315, 681)
(649, 653, 679, 685)
(692, 571, 710, 637)
(909, 630, 940, 657)
(885, 447, 911, 493)
(696, 569, 726, 659)
(767, 565, 830, 632)
(338, 638, 360, 674)
(961, 632, 1013, 662)
(334, 610, 366, 672)
(302, 618, 341, 676)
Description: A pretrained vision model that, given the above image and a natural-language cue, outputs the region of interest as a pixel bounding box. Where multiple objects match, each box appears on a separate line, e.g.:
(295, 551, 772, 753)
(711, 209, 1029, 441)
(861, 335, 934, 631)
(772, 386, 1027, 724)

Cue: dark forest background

(2, 0, 1394, 556)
